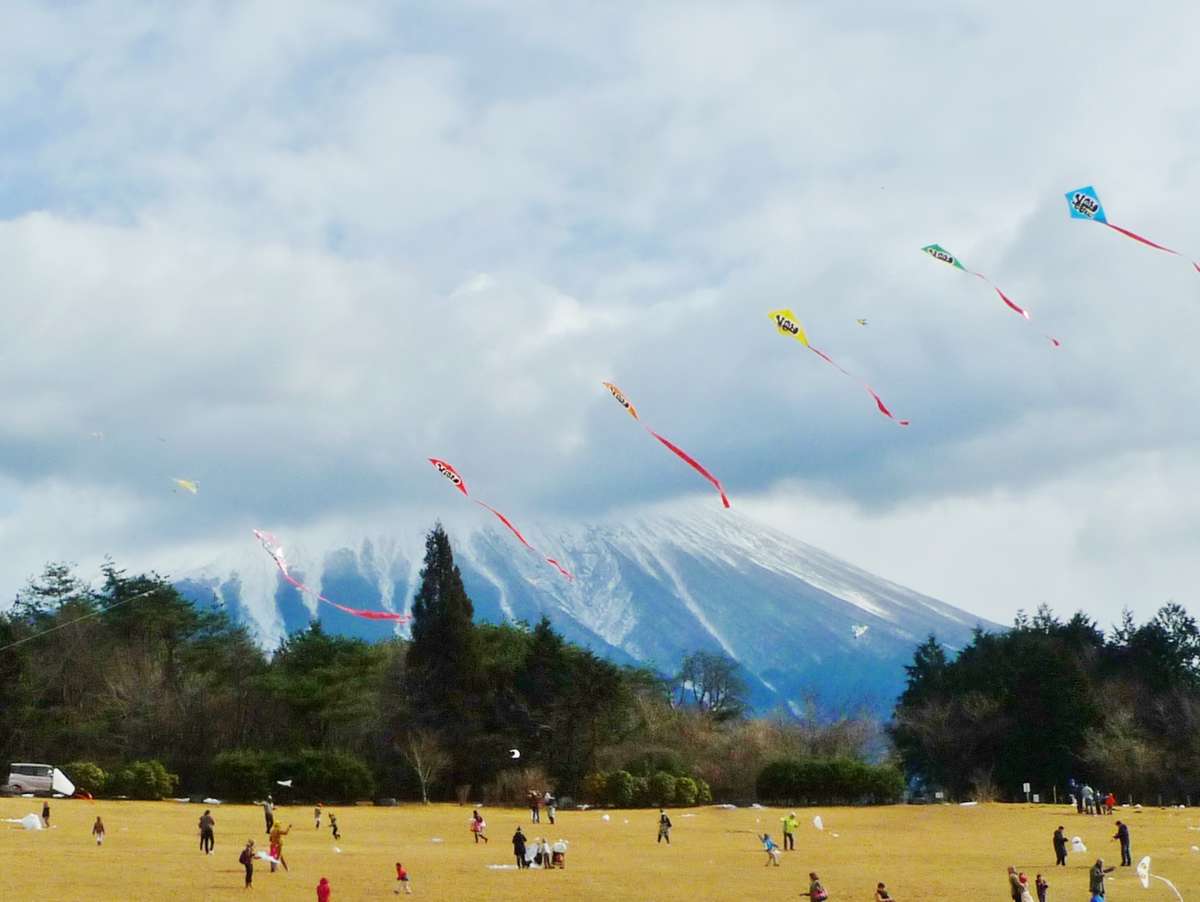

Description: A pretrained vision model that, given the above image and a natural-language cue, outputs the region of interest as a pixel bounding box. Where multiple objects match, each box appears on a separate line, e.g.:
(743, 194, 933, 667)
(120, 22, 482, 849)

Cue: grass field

(2, 797, 1197, 901)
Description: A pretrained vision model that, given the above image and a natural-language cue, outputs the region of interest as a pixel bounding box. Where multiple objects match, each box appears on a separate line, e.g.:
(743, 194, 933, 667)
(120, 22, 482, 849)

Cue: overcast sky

(2, 1, 1198, 629)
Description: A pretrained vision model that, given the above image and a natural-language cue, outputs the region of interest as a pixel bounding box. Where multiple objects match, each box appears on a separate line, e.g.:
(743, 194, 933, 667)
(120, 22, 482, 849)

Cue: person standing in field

(1035, 873, 1048, 902)
(314, 803, 322, 830)
(1090, 859, 1114, 898)
(1104, 792, 1116, 815)
(528, 790, 541, 824)
(239, 840, 256, 889)
(1018, 872, 1034, 902)
(781, 812, 798, 851)
(801, 871, 828, 900)
(262, 796, 275, 835)
(329, 812, 340, 841)
(316, 876, 331, 901)
(92, 816, 106, 846)
(1052, 825, 1068, 866)
(1112, 820, 1131, 866)
(41, 801, 50, 827)
(657, 809, 672, 844)
(1007, 865, 1023, 902)
(199, 809, 216, 855)
(545, 792, 557, 825)
(512, 826, 527, 868)
(874, 883, 894, 901)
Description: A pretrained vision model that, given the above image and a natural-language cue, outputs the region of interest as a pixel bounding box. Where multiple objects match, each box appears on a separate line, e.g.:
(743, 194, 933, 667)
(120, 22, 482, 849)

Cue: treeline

(0, 527, 880, 804)
(891, 604, 1200, 802)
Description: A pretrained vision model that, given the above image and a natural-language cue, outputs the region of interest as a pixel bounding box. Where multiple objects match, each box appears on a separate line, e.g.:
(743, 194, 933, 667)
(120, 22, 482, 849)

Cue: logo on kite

(921, 244, 963, 269)
(429, 458, 468, 495)
(1066, 186, 1106, 222)
(602, 382, 639, 420)
(768, 309, 809, 346)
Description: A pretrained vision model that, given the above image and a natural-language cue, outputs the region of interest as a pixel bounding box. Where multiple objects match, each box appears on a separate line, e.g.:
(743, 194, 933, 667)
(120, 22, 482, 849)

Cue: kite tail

(1104, 222, 1200, 272)
(808, 347, 910, 427)
(475, 500, 575, 580)
(647, 429, 732, 508)
(970, 271, 1031, 319)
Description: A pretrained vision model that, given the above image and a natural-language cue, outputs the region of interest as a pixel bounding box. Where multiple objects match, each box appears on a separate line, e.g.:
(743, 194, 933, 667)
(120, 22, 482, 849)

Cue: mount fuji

(176, 504, 991, 716)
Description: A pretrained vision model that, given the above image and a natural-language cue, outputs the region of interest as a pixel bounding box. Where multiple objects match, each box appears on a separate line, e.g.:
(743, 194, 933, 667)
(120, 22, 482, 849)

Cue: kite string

(0, 585, 165, 654)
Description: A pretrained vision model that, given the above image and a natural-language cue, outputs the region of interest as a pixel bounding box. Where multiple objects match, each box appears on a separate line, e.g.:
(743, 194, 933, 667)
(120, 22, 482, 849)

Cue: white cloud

(1, 1, 1198, 627)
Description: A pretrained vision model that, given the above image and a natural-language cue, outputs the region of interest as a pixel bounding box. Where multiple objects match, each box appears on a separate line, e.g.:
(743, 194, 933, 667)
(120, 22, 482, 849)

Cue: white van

(5, 763, 75, 796)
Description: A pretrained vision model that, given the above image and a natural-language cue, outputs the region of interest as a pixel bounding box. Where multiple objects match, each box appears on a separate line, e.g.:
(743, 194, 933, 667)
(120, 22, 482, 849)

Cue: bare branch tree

(401, 730, 450, 804)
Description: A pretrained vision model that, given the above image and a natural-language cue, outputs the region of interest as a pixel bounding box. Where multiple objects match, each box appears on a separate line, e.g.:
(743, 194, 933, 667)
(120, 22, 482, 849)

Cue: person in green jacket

(781, 812, 798, 851)
(1090, 859, 1115, 898)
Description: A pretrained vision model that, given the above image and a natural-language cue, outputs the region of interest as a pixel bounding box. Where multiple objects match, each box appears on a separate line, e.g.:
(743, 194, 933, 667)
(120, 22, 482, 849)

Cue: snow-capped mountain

(177, 505, 991, 716)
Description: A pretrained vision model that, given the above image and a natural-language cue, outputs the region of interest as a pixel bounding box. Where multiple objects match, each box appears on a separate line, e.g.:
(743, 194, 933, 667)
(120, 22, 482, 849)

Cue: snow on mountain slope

(177, 503, 992, 714)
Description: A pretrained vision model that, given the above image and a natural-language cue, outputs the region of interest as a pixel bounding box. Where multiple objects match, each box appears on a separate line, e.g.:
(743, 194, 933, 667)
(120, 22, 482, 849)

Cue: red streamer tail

(475, 501, 574, 580)
(647, 429, 732, 508)
(808, 347, 909, 426)
(265, 550, 410, 622)
(1104, 222, 1200, 272)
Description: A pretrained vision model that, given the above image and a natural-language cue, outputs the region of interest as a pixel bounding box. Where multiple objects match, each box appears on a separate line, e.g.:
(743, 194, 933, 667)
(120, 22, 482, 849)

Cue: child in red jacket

(316, 876, 331, 901)
(394, 862, 412, 894)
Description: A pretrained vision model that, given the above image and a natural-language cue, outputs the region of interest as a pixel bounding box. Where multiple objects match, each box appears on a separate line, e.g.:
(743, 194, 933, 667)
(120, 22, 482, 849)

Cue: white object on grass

(1071, 836, 1087, 853)
(960, 801, 979, 807)
(3, 814, 44, 830)
(487, 864, 518, 870)
(812, 815, 824, 831)
(601, 814, 610, 821)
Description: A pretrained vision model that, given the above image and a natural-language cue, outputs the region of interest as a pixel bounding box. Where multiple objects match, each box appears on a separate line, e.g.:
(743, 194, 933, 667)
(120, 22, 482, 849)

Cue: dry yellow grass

(2, 797, 1198, 901)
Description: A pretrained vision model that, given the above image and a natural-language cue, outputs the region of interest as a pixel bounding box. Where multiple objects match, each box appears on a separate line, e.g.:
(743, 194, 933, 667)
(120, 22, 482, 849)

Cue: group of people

(510, 825, 567, 868)
(1067, 780, 1118, 816)
(526, 789, 556, 824)
(1006, 866, 1050, 902)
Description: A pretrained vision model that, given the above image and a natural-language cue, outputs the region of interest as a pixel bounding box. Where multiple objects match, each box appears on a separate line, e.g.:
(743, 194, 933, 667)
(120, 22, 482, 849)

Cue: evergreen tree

(405, 525, 483, 781)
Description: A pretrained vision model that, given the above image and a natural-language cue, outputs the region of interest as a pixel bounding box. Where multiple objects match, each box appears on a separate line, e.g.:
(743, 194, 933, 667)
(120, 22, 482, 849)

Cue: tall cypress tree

(405, 525, 482, 778)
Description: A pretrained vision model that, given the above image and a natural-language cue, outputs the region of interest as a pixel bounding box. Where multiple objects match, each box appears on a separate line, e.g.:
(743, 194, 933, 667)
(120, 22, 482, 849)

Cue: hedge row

(63, 759, 178, 800)
(755, 757, 904, 805)
(210, 749, 374, 803)
(580, 770, 713, 808)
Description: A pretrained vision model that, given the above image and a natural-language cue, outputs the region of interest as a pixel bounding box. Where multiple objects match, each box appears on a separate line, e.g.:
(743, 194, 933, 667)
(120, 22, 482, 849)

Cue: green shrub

(211, 750, 273, 802)
(756, 757, 904, 806)
(62, 761, 106, 796)
(623, 749, 686, 777)
(695, 777, 713, 805)
(106, 760, 178, 800)
(605, 770, 636, 807)
(580, 772, 608, 805)
(631, 775, 651, 807)
(647, 771, 677, 806)
(673, 776, 698, 806)
(284, 750, 374, 803)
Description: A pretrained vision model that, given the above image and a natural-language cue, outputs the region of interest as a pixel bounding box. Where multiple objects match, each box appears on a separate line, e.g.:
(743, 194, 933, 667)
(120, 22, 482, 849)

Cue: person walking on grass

(470, 810, 488, 843)
(801, 871, 828, 900)
(92, 816, 106, 846)
(1113, 821, 1131, 866)
(314, 803, 322, 830)
(268, 822, 292, 872)
(329, 812, 340, 841)
(239, 840, 256, 889)
(316, 876, 331, 902)
(199, 809, 216, 855)
(874, 883, 895, 901)
(657, 809, 672, 844)
(1007, 865, 1023, 902)
(394, 862, 412, 895)
(761, 833, 781, 866)
(512, 826, 527, 869)
(1052, 825, 1068, 866)
(41, 801, 50, 828)
(260, 796, 275, 835)
(1035, 873, 1048, 902)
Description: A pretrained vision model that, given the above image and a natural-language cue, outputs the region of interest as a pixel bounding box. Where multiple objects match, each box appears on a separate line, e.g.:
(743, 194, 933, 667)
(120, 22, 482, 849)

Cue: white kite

(812, 815, 824, 831)
(509, 749, 520, 760)
(276, 779, 293, 788)
(4, 814, 44, 831)
(851, 625, 869, 639)
(1071, 836, 1087, 853)
(1137, 856, 1184, 901)
(254, 851, 282, 866)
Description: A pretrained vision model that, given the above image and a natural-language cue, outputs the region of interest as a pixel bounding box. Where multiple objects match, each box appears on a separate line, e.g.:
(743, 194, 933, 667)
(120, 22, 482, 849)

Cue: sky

(2, 0, 1198, 630)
